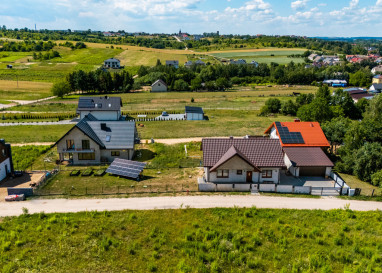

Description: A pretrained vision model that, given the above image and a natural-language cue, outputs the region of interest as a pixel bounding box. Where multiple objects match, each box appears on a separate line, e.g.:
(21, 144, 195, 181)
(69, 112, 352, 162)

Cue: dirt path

(11, 142, 55, 147)
(1, 195, 381, 217)
(142, 137, 203, 144)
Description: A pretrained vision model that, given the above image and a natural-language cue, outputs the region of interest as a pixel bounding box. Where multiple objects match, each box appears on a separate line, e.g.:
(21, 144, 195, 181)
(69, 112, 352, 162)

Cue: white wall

(80, 111, 119, 121)
(0, 158, 10, 181)
(270, 127, 279, 139)
(186, 113, 203, 120)
(100, 149, 133, 163)
(151, 83, 168, 92)
(325, 167, 332, 177)
(259, 168, 280, 183)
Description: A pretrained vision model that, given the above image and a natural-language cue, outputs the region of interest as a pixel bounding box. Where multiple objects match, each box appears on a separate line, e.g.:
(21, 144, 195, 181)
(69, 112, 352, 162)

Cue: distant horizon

(1, 0, 382, 37)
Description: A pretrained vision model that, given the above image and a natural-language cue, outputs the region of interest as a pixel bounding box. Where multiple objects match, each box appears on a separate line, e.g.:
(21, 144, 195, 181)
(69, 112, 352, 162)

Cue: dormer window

(106, 135, 111, 142)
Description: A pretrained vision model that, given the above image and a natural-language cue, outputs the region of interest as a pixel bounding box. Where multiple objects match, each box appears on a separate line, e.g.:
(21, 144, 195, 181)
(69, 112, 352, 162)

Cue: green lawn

(0, 52, 31, 62)
(1, 208, 381, 272)
(210, 48, 306, 65)
(0, 124, 72, 143)
(0, 80, 52, 100)
(340, 173, 382, 196)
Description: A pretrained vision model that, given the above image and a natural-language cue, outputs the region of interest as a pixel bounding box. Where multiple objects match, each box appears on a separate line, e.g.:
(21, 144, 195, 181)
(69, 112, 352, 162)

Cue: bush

(371, 170, 382, 187)
(264, 98, 281, 113)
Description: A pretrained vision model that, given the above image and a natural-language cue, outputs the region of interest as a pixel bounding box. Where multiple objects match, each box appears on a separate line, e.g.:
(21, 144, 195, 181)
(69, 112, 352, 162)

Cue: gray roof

(77, 96, 122, 112)
(55, 115, 136, 150)
(185, 106, 203, 114)
(104, 58, 120, 62)
(152, 79, 167, 87)
(370, 83, 382, 89)
(87, 121, 136, 149)
(283, 147, 334, 167)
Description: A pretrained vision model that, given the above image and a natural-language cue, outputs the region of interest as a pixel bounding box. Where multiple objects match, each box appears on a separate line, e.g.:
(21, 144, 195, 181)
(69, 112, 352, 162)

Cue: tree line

(0, 40, 55, 52)
(52, 69, 134, 97)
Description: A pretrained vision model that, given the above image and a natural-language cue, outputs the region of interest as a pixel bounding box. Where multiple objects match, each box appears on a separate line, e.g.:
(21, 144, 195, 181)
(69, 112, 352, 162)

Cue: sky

(1, 0, 382, 36)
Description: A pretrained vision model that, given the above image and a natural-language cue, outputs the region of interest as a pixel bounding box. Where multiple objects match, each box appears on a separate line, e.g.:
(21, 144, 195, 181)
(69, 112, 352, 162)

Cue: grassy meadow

(0, 80, 52, 100)
(210, 48, 306, 64)
(1, 208, 381, 272)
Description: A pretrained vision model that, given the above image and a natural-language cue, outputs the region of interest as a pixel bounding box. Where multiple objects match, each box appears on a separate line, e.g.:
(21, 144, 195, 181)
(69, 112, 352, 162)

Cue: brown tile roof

(210, 145, 259, 172)
(283, 147, 334, 167)
(202, 137, 285, 168)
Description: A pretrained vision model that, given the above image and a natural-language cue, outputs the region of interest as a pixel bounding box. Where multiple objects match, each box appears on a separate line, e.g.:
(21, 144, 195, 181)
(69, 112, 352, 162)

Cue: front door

(246, 171, 252, 183)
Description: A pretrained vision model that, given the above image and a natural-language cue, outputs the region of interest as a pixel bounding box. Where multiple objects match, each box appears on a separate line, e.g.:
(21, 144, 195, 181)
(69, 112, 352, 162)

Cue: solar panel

(78, 98, 95, 109)
(276, 122, 305, 144)
(106, 158, 147, 179)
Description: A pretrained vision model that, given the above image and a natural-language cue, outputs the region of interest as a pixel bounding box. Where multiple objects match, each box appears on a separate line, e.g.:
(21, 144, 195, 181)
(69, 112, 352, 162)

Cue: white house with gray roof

(77, 96, 122, 120)
(104, 58, 121, 68)
(55, 114, 138, 165)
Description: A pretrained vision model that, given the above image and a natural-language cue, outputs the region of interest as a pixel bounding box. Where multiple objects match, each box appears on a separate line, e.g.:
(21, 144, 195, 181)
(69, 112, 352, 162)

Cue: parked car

(5, 194, 25, 202)
(162, 111, 169, 116)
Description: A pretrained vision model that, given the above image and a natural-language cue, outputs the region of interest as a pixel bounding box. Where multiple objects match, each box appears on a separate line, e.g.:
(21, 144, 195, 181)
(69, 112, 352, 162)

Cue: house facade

(372, 75, 382, 84)
(369, 83, 382, 93)
(202, 138, 285, 184)
(56, 115, 137, 165)
(77, 96, 122, 121)
(104, 58, 121, 68)
(0, 139, 13, 182)
(151, 79, 168, 92)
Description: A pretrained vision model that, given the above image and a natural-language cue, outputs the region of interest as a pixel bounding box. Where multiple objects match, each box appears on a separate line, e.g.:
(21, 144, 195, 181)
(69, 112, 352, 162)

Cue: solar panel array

(106, 158, 146, 179)
(78, 98, 95, 109)
(275, 122, 305, 144)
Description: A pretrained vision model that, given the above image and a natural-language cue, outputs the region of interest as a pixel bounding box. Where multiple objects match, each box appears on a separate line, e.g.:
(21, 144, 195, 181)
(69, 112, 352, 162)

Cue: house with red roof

(264, 121, 334, 177)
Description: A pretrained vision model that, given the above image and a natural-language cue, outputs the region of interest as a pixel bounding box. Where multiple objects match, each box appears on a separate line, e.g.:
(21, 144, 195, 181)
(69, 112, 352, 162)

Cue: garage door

(299, 167, 326, 176)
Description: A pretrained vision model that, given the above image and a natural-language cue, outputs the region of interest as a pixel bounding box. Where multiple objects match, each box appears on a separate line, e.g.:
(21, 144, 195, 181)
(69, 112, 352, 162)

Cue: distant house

(202, 137, 285, 184)
(372, 75, 382, 84)
(230, 59, 247, 65)
(308, 53, 318, 61)
(6, 65, 12, 69)
(343, 88, 367, 95)
(185, 106, 204, 120)
(371, 65, 382, 75)
(264, 121, 333, 177)
(104, 58, 121, 69)
(151, 79, 168, 92)
(369, 83, 382, 93)
(249, 60, 259, 67)
(77, 96, 122, 121)
(55, 114, 137, 165)
(322, 79, 347, 87)
(166, 60, 179, 68)
(350, 93, 375, 103)
(184, 60, 206, 68)
(193, 35, 203, 41)
(0, 139, 13, 182)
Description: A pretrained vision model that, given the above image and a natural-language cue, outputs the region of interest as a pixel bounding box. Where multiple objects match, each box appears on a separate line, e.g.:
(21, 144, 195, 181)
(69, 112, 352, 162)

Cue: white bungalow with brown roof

(202, 137, 285, 184)
(151, 79, 168, 92)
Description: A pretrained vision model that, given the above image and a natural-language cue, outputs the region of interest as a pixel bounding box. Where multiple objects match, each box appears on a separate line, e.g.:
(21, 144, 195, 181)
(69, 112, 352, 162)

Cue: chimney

(101, 123, 107, 130)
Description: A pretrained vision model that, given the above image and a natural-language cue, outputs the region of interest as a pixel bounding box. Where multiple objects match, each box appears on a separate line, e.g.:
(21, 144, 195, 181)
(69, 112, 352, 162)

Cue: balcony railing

(62, 148, 95, 153)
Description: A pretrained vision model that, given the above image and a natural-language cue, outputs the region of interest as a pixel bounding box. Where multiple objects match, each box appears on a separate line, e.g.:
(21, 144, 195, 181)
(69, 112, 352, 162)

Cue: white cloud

(291, 0, 309, 11)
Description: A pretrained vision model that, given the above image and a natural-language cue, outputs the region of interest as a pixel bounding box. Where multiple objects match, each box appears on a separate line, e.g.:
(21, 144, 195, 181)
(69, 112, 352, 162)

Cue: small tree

(264, 98, 281, 113)
(51, 80, 71, 98)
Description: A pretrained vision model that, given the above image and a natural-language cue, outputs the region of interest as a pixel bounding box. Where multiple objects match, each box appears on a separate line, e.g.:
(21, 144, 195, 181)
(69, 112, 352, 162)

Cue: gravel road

(1, 195, 381, 217)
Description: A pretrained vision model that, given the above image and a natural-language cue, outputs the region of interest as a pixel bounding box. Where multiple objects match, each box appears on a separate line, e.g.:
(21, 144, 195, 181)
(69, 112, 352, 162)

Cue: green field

(210, 48, 306, 64)
(1, 208, 381, 272)
(0, 80, 52, 100)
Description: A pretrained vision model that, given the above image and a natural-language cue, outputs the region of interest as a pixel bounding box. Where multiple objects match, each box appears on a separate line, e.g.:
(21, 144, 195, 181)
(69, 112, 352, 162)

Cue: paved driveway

(1, 195, 381, 217)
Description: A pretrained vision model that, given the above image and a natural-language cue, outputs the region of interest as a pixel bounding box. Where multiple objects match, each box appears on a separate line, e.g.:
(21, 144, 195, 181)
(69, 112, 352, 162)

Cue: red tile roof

(202, 137, 284, 168)
(264, 122, 330, 147)
(283, 147, 334, 167)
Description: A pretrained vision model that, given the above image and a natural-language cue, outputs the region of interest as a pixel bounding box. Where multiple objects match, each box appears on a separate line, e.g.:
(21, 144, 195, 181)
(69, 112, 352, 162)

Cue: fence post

(85, 187, 87, 195)
(321, 187, 323, 195)
(372, 189, 375, 197)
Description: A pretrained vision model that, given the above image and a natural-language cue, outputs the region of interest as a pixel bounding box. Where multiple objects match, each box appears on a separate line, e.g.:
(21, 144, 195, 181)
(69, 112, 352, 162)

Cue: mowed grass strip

(0, 208, 381, 272)
(0, 80, 52, 100)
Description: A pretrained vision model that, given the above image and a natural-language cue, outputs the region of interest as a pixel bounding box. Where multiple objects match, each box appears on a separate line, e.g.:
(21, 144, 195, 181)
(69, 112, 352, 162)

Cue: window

(78, 153, 95, 160)
(111, 151, 120, 156)
(262, 170, 272, 178)
(106, 135, 111, 142)
(66, 139, 74, 150)
(82, 140, 90, 150)
(237, 170, 243, 175)
(217, 169, 229, 178)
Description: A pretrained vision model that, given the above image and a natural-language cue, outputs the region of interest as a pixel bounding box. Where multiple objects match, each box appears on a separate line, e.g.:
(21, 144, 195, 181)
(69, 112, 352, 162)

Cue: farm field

(0, 80, 52, 100)
(7, 85, 315, 112)
(1, 208, 381, 272)
(210, 48, 306, 64)
(0, 110, 294, 143)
